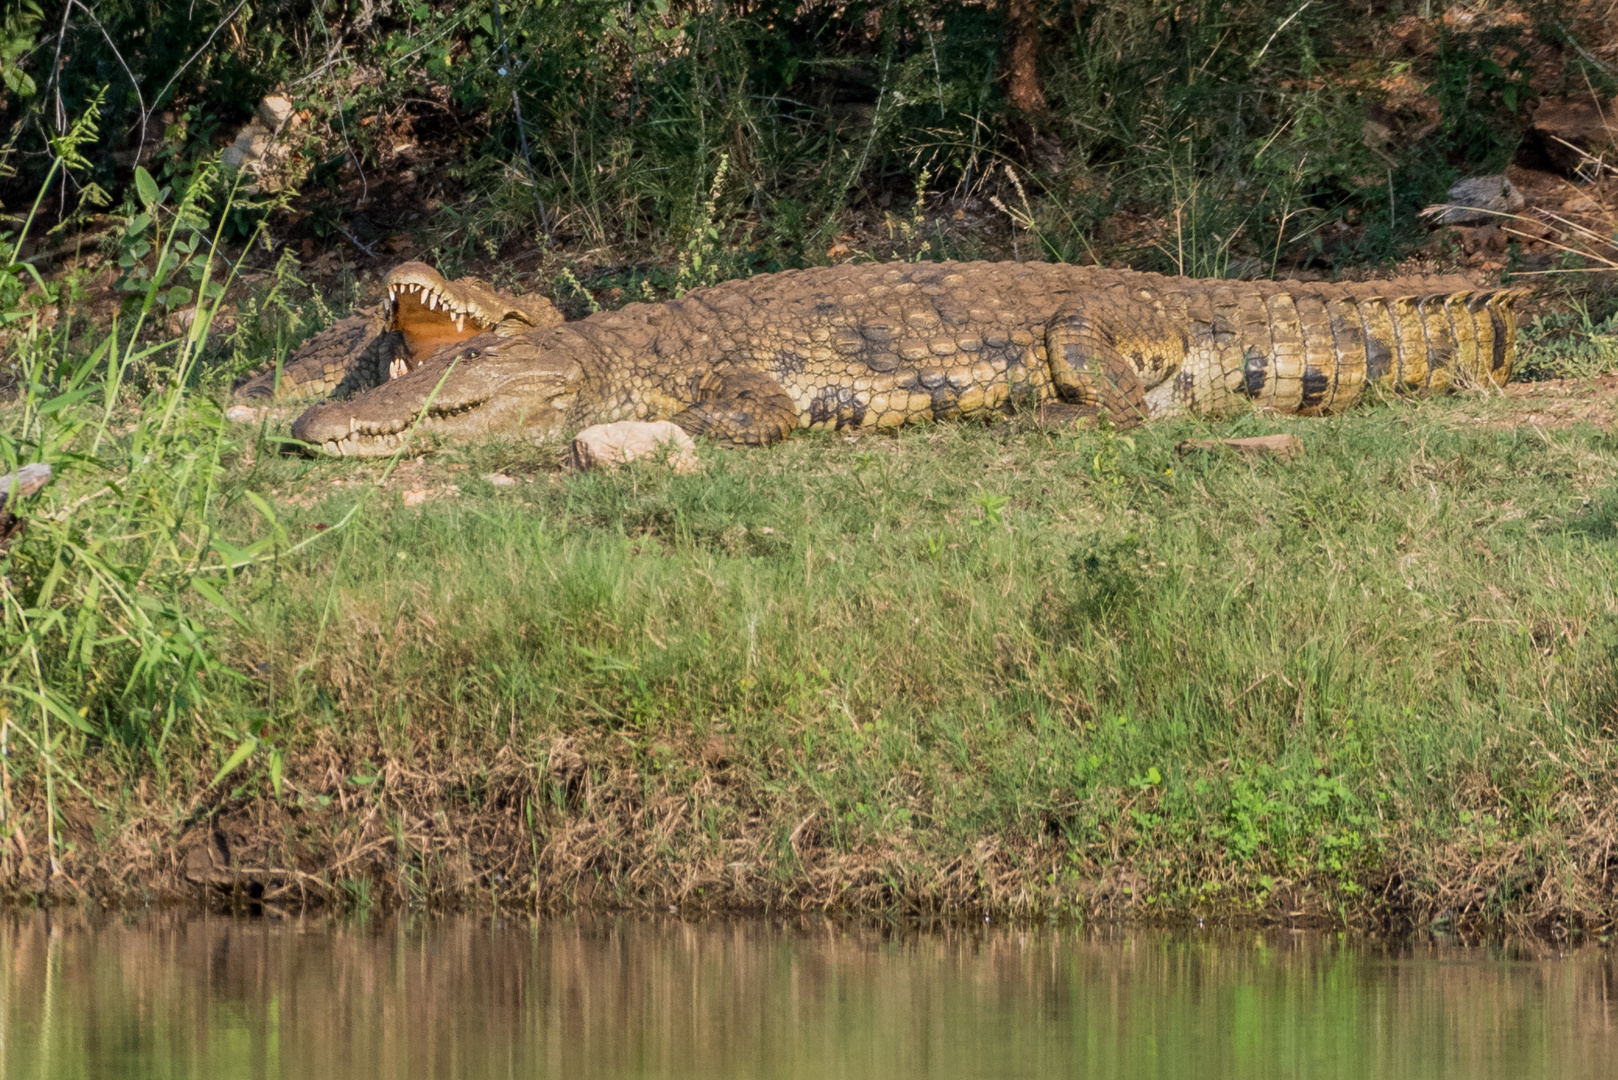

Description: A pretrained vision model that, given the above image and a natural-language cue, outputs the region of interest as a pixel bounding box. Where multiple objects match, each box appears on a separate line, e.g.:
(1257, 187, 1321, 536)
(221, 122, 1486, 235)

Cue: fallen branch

(1176, 434, 1304, 461)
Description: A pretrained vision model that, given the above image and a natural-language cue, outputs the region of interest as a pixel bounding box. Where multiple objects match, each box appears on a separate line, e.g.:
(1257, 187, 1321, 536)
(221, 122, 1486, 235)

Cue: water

(0, 913, 1612, 1079)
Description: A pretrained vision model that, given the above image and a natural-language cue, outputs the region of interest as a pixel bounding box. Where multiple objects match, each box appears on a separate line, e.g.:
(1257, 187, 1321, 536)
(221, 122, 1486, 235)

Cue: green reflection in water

(0, 914, 1612, 1080)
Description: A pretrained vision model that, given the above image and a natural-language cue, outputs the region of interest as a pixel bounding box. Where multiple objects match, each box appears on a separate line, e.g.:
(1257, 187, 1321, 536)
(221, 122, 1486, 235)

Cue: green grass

(10, 381, 1615, 928)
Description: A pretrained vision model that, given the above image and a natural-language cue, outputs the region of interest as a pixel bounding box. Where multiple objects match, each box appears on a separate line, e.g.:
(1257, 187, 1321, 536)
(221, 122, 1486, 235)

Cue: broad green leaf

(211, 737, 258, 787)
(134, 166, 160, 209)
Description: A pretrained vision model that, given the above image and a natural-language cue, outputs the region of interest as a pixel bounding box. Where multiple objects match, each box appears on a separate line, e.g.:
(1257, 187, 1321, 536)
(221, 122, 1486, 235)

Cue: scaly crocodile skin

(284, 260, 1525, 457)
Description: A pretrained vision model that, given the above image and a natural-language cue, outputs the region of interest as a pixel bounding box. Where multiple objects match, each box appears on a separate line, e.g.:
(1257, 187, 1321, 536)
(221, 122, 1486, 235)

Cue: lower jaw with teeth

(323, 430, 407, 456)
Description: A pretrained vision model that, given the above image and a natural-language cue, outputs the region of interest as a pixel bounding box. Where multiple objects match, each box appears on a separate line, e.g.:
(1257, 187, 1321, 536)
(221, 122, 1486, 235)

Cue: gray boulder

(1425, 175, 1525, 225)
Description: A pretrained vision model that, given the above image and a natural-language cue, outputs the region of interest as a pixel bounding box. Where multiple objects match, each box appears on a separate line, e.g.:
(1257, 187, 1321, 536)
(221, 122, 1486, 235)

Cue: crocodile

(235, 261, 562, 403)
(276, 260, 1524, 457)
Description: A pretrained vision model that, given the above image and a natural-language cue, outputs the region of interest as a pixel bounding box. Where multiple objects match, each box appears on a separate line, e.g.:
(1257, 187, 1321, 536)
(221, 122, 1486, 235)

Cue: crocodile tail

(1262, 283, 1527, 414)
(1362, 285, 1524, 396)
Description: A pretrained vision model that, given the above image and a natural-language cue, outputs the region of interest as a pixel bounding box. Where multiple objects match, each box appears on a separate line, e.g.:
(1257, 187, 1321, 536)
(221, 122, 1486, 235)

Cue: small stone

(566, 420, 700, 474)
(402, 489, 428, 506)
(1561, 194, 1599, 214)
(224, 404, 261, 424)
(482, 473, 519, 486)
(1423, 175, 1524, 225)
(0, 462, 51, 512)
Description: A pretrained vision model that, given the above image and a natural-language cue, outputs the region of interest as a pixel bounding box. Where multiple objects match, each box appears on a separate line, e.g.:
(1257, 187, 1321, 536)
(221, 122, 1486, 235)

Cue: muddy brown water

(1, 913, 1612, 1079)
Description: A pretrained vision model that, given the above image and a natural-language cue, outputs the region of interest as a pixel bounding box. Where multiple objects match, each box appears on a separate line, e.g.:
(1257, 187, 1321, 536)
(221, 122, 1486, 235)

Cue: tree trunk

(1005, 0, 1046, 115)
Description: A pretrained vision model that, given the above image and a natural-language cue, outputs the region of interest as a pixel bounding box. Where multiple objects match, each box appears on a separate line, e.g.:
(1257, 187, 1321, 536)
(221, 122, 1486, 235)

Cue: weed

(1518, 306, 1618, 381)
(675, 153, 733, 298)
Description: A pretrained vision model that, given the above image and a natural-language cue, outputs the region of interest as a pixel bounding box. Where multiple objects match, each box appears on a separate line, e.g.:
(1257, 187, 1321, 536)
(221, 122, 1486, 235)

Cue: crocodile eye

(462, 347, 481, 359)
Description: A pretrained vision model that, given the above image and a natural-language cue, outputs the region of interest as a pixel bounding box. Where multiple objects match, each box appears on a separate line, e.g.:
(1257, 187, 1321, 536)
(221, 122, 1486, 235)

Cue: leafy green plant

(970, 492, 1008, 529)
(0, 0, 41, 99)
(1089, 421, 1136, 487)
(1517, 306, 1618, 381)
(114, 166, 228, 315)
(0, 123, 294, 870)
(676, 154, 733, 297)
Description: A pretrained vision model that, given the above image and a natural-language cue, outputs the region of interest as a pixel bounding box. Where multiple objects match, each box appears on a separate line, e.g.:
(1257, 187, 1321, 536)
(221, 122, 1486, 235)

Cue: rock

(255, 94, 295, 133)
(402, 489, 428, 507)
(1526, 97, 1618, 179)
(1560, 194, 1600, 214)
(220, 93, 301, 192)
(1423, 175, 1524, 225)
(0, 462, 52, 549)
(224, 404, 261, 424)
(1175, 434, 1304, 461)
(0, 462, 52, 507)
(566, 420, 700, 474)
(482, 472, 519, 486)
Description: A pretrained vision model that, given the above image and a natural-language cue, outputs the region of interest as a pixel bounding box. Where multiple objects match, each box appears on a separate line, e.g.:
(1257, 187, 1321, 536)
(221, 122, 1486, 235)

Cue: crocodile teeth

(325, 440, 342, 456)
(427, 292, 439, 310)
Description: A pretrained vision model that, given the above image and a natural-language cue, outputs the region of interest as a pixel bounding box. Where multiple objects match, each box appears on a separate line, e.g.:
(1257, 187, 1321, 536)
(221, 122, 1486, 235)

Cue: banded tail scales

(1102, 274, 1526, 422)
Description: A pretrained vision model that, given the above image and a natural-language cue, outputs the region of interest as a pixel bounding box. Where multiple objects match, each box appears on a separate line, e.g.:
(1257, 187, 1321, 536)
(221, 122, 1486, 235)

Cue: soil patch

(1497, 373, 1618, 429)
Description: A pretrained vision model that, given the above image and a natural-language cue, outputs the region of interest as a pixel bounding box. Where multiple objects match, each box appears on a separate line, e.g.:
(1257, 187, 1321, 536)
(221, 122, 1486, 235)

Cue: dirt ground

(1496, 373, 1618, 429)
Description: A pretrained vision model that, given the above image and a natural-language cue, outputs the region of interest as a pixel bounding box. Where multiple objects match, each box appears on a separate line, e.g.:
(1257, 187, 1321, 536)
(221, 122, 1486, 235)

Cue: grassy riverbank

(5, 371, 1617, 930)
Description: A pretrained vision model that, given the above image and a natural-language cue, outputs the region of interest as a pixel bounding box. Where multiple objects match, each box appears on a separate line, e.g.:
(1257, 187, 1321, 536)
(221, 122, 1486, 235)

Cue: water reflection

(0, 913, 1612, 1079)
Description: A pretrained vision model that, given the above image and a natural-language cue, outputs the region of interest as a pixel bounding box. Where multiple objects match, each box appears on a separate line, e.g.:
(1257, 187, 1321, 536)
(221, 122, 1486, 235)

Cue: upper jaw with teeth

(384, 279, 477, 332)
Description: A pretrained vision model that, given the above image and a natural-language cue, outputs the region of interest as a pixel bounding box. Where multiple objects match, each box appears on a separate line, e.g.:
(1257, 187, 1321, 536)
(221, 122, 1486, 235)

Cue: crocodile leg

(671, 369, 800, 447)
(1042, 307, 1153, 428)
(236, 312, 407, 403)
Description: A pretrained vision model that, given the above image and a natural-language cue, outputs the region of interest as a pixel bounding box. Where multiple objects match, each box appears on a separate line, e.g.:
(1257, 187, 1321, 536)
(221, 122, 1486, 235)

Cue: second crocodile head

(382, 261, 562, 376)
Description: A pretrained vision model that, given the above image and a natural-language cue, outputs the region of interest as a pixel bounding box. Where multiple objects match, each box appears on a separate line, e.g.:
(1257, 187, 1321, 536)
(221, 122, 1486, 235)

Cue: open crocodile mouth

(305, 396, 490, 457)
(384, 276, 495, 375)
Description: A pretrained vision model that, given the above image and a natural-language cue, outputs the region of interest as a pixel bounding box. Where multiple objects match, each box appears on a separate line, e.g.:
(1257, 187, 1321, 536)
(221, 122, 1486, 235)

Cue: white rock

(256, 94, 295, 133)
(224, 404, 261, 424)
(567, 420, 700, 475)
(482, 473, 519, 486)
